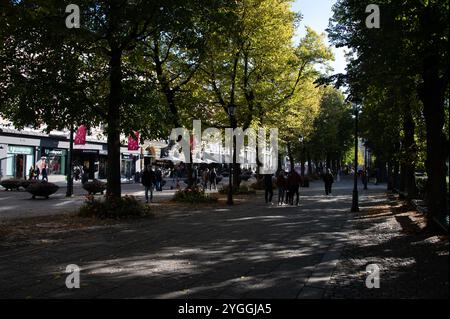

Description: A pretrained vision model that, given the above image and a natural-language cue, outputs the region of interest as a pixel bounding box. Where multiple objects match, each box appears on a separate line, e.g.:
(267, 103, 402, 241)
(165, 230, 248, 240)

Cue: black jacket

(141, 170, 155, 187)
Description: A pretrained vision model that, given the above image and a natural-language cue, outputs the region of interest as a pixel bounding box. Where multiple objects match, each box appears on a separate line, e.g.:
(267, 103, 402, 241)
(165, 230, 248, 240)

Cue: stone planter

(82, 180, 107, 195)
(26, 182, 59, 199)
(0, 179, 23, 191)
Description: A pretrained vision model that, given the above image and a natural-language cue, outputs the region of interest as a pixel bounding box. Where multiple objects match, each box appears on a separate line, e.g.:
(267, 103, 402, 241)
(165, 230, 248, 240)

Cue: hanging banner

(74, 125, 87, 145)
(128, 131, 139, 151)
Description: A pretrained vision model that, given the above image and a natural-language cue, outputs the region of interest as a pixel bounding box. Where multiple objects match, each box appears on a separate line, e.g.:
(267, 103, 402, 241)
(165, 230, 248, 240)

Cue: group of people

(28, 164, 48, 181)
(263, 168, 336, 206)
(140, 165, 164, 203)
(264, 170, 303, 206)
(199, 168, 218, 190)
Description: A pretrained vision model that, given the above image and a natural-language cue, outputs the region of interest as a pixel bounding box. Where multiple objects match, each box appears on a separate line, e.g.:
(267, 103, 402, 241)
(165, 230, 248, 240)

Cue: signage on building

(7, 145, 33, 155)
(44, 149, 65, 156)
(122, 153, 137, 160)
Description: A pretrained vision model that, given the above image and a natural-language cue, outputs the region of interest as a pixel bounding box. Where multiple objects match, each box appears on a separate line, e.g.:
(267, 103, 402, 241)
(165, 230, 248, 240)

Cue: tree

(328, 0, 449, 225)
(1, 1, 172, 200)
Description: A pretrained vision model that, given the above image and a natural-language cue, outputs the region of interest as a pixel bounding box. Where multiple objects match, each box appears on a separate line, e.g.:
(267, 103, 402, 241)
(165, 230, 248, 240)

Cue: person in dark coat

(155, 167, 163, 191)
(323, 168, 334, 195)
(264, 174, 274, 204)
(141, 165, 155, 203)
(41, 163, 48, 182)
(287, 170, 301, 205)
(81, 166, 89, 185)
(276, 171, 287, 205)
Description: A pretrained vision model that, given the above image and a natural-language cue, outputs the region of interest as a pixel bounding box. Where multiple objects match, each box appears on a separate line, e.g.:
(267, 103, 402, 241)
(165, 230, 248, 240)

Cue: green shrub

(79, 195, 152, 219)
(219, 183, 256, 195)
(173, 187, 218, 203)
(250, 178, 276, 190)
(83, 179, 107, 195)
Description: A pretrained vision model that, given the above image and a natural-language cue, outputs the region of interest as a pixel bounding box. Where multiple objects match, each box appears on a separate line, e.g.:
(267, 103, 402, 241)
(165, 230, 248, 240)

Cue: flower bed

(79, 195, 152, 219)
(219, 184, 256, 195)
(173, 187, 218, 203)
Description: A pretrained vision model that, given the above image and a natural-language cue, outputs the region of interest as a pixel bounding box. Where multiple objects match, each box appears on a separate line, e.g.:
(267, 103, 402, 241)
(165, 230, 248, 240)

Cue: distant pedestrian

(81, 166, 89, 184)
(375, 167, 380, 185)
(209, 168, 217, 190)
(202, 168, 209, 189)
(264, 174, 274, 204)
(323, 168, 334, 195)
(141, 165, 155, 203)
(276, 171, 287, 205)
(287, 171, 301, 205)
(155, 167, 163, 191)
(41, 164, 48, 182)
(34, 166, 40, 180)
(28, 165, 35, 180)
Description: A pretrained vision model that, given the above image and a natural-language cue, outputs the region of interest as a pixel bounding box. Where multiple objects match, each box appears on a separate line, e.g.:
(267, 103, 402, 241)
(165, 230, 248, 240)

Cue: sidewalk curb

(297, 220, 353, 299)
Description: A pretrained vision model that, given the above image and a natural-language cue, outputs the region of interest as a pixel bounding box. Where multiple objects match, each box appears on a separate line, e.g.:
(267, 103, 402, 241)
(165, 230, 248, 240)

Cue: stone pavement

(0, 178, 446, 298)
(0, 179, 186, 220)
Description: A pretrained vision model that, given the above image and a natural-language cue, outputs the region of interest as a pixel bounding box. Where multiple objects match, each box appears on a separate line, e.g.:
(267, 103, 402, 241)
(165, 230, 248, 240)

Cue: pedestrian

(264, 173, 274, 204)
(276, 170, 287, 205)
(155, 167, 163, 191)
(375, 167, 380, 185)
(362, 168, 368, 189)
(34, 165, 40, 180)
(323, 168, 334, 195)
(41, 163, 48, 182)
(202, 168, 209, 189)
(141, 165, 155, 203)
(28, 165, 35, 180)
(209, 168, 217, 190)
(287, 170, 301, 205)
(81, 166, 89, 184)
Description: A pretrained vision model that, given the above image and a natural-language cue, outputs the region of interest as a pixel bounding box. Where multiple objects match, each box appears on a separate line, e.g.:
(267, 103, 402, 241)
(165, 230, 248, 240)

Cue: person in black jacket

(141, 165, 155, 203)
(264, 174, 274, 204)
(323, 168, 334, 195)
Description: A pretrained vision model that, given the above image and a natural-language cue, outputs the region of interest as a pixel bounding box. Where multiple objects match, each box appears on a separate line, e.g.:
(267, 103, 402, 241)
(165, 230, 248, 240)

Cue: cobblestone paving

(323, 195, 449, 299)
(0, 178, 447, 299)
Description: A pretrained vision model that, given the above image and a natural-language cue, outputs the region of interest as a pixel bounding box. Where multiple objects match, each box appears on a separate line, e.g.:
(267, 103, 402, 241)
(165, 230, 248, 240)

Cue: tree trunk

(418, 58, 449, 224)
(387, 161, 394, 191)
(106, 49, 123, 199)
(393, 161, 399, 191)
(287, 142, 294, 172)
(307, 151, 312, 176)
(403, 107, 417, 199)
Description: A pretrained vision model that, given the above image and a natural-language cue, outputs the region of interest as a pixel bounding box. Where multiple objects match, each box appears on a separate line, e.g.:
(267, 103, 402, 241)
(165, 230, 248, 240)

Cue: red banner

(74, 125, 87, 145)
(128, 131, 139, 151)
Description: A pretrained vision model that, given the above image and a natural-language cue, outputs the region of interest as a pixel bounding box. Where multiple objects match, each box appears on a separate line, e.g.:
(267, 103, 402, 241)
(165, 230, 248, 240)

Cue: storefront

(121, 153, 138, 179)
(40, 147, 67, 176)
(6, 145, 35, 179)
(73, 149, 99, 179)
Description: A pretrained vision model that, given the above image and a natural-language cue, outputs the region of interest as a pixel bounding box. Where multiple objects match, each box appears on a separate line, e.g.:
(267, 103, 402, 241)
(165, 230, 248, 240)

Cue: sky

(291, 0, 347, 74)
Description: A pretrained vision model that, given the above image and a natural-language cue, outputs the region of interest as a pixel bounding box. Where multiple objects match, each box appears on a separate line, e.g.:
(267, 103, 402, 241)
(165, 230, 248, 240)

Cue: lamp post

(227, 103, 236, 205)
(351, 99, 361, 212)
(66, 124, 74, 197)
(299, 134, 305, 182)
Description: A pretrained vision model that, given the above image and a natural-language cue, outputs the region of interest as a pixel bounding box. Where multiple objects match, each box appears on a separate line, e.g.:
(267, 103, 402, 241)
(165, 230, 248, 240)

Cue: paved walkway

(0, 179, 194, 220)
(0, 178, 446, 298)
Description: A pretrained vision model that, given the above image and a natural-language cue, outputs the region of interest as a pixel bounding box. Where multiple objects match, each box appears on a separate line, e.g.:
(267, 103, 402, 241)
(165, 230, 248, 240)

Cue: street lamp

(66, 124, 74, 197)
(350, 97, 362, 212)
(298, 134, 305, 181)
(227, 103, 236, 205)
